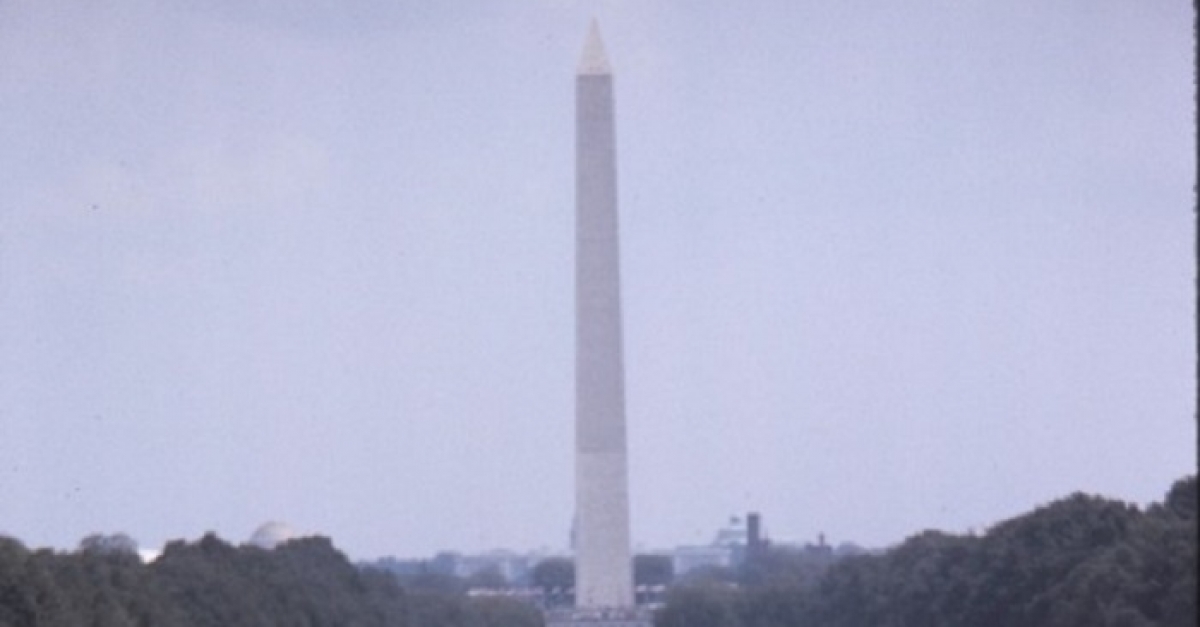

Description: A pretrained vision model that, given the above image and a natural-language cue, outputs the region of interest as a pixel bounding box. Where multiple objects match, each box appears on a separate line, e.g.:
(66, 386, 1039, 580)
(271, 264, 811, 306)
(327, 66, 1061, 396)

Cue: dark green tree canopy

(0, 475, 1192, 627)
(659, 475, 1197, 627)
(530, 557, 574, 591)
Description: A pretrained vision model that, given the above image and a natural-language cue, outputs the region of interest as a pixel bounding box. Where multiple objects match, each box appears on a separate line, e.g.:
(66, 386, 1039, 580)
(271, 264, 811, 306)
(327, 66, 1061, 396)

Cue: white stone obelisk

(574, 20, 634, 610)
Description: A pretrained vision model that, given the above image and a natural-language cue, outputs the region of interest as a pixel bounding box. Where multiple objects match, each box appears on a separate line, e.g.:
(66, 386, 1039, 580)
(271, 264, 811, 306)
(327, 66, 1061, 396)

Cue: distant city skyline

(0, 1, 1194, 560)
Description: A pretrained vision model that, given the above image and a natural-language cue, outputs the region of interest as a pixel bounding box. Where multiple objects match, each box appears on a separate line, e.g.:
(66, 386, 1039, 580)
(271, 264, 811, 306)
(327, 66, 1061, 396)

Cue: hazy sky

(1, 1, 1194, 560)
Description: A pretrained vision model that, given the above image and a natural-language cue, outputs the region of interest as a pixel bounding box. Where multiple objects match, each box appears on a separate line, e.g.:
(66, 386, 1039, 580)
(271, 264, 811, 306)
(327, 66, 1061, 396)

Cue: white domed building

(248, 521, 300, 550)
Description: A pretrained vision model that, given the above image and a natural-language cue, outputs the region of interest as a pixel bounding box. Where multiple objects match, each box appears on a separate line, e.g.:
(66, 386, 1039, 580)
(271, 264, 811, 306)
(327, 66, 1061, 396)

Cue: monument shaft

(575, 23, 633, 609)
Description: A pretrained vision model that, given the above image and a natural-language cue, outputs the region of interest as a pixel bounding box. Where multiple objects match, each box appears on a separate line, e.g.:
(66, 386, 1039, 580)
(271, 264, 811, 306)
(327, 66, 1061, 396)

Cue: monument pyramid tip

(578, 19, 611, 75)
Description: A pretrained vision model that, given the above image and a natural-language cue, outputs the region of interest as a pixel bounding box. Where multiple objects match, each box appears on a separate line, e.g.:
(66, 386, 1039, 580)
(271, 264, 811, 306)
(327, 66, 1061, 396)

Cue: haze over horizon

(1, 1, 1194, 561)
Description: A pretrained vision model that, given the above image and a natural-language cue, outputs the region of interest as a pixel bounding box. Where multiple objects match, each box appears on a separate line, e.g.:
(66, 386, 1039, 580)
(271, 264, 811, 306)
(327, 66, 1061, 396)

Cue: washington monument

(574, 20, 634, 610)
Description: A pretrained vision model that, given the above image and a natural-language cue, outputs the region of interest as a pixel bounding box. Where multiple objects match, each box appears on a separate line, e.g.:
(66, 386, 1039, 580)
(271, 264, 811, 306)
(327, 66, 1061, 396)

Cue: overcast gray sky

(1, 1, 1194, 560)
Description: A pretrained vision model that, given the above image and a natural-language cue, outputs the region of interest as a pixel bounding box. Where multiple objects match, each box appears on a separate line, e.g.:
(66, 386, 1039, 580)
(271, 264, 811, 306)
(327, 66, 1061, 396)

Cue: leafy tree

(407, 589, 472, 627)
(739, 546, 832, 590)
(807, 554, 885, 627)
(958, 493, 1142, 627)
(465, 565, 509, 590)
(658, 584, 742, 627)
(530, 557, 574, 608)
(0, 475, 1194, 627)
(634, 554, 673, 588)
(0, 538, 37, 627)
(658, 475, 1197, 627)
(79, 534, 138, 557)
(1163, 475, 1197, 521)
(735, 585, 810, 627)
(530, 557, 574, 592)
(678, 564, 738, 586)
(396, 569, 468, 595)
(469, 595, 545, 627)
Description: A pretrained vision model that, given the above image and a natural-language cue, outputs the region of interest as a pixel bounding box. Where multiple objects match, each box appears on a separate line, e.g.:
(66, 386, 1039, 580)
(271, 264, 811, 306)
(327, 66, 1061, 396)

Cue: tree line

(1, 475, 1194, 626)
(0, 533, 540, 627)
(658, 475, 1196, 627)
